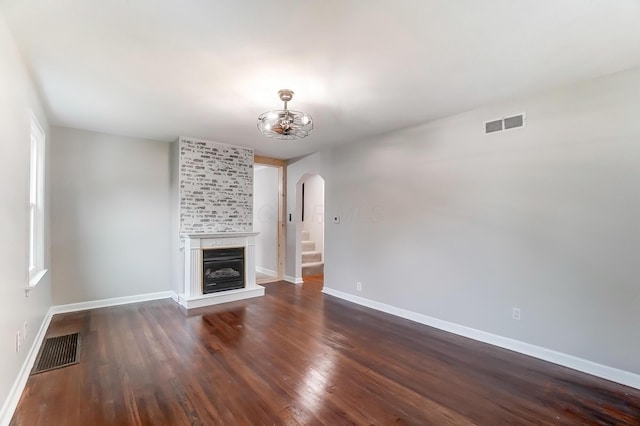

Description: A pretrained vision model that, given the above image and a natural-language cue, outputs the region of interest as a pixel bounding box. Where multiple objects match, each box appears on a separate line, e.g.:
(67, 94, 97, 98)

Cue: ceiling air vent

(484, 113, 526, 134)
(504, 114, 524, 129)
(485, 119, 503, 133)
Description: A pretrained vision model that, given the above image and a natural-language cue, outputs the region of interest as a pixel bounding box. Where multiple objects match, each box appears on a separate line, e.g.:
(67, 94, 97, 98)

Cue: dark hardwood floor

(12, 281, 640, 425)
(303, 273, 324, 289)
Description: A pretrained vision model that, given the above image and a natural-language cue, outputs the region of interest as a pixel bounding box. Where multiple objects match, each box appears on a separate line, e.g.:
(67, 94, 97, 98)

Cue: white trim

(26, 268, 48, 290)
(284, 275, 304, 285)
(256, 266, 277, 277)
(178, 286, 264, 310)
(322, 287, 640, 390)
(49, 291, 176, 314)
(0, 308, 52, 426)
(28, 113, 46, 290)
(181, 232, 259, 239)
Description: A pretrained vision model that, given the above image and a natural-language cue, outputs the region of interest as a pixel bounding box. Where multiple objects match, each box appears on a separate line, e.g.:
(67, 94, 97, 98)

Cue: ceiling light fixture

(257, 89, 313, 140)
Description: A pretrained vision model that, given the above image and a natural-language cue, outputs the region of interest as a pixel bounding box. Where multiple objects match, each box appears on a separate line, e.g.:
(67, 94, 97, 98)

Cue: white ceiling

(2, 0, 640, 159)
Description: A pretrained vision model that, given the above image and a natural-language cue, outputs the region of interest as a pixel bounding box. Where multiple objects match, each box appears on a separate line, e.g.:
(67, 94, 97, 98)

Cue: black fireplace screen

(202, 248, 245, 294)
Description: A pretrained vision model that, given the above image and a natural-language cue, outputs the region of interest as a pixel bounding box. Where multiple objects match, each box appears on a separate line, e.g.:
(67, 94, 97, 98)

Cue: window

(28, 114, 47, 288)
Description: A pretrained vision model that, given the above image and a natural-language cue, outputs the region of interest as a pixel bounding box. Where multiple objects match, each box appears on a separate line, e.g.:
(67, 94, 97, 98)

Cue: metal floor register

(32, 333, 80, 374)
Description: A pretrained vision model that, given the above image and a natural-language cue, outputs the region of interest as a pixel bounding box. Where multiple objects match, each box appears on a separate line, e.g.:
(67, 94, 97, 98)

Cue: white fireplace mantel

(178, 232, 265, 310)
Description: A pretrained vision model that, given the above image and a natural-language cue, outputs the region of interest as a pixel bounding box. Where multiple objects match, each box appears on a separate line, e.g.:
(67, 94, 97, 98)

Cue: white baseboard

(178, 286, 265, 310)
(284, 275, 303, 285)
(0, 309, 52, 426)
(256, 266, 277, 277)
(322, 287, 640, 390)
(50, 291, 176, 314)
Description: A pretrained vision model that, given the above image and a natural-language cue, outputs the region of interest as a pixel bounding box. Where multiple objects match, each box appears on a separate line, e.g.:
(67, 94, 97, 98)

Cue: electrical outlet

(512, 307, 521, 321)
(356, 281, 362, 291)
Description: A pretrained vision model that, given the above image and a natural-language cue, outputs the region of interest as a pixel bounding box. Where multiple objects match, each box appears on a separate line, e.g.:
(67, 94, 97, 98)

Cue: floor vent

(31, 333, 80, 374)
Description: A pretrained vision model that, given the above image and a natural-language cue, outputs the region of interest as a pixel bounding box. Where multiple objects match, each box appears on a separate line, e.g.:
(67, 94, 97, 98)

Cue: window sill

(26, 268, 48, 293)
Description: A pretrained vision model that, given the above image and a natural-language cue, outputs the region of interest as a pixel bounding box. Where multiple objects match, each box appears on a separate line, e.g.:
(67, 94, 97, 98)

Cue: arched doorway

(297, 174, 325, 287)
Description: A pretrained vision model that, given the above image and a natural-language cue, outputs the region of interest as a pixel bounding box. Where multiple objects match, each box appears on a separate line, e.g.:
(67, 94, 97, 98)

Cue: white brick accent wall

(179, 137, 253, 233)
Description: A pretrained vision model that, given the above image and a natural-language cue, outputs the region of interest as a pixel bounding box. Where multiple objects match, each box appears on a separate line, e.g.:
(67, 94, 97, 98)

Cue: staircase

(301, 230, 323, 276)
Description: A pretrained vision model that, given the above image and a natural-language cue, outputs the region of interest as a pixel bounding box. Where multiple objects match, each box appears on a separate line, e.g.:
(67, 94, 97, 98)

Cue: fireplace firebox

(202, 248, 245, 294)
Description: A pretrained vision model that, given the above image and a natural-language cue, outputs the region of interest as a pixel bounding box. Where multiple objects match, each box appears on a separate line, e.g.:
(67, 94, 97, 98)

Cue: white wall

(286, 152, 332, 280)
(0, 13, 52, 422)
(302, 174, 325, 257)
(325, 67, 640, 375)
(253, 166, 279, 275)
(169, 141, 182, 295)
(50, 127, 172, 305)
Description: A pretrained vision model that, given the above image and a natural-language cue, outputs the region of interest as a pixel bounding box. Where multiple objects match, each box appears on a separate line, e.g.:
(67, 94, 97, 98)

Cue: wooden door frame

(254, 155, 286, 281)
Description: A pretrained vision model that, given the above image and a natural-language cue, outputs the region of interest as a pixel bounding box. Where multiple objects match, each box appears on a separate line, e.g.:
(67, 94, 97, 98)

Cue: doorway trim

(254, 155, 286, 281)
(295, 173, 325, 281)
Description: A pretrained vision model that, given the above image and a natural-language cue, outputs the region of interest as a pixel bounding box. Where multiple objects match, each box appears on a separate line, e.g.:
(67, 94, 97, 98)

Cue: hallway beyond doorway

(303, 273, 323, 290)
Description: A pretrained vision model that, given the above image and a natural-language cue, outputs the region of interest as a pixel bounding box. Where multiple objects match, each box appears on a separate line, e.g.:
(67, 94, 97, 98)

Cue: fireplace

(179, 232, 263, 310)
(202, 247, 245, 294)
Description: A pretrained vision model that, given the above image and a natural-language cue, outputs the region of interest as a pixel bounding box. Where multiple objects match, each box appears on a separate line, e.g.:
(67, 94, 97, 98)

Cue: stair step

(301, 251, 322, 263)
(302, 240, 316, 251)
(301, 230, 310, 240)
(302, 262, 324, 276)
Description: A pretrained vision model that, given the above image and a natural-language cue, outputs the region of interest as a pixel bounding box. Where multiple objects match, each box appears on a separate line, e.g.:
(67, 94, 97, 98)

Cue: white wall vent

(485, 119, 503, 133)
(484, 113, 526, 134)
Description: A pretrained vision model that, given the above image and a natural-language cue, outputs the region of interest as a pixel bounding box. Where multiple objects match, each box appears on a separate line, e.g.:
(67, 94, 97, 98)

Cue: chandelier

(257, 89, 313, 140)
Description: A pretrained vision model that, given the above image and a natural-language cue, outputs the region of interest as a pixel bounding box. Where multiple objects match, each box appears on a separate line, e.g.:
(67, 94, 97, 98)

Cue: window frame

(28, 113, 47, 289)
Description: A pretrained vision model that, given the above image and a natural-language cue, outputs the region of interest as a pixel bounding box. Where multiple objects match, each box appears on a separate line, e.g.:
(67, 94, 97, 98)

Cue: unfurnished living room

(1, 1, 640, 424)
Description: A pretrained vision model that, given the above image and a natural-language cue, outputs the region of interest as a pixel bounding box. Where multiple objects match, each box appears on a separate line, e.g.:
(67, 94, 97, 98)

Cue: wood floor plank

(11, 281, 640, 425)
